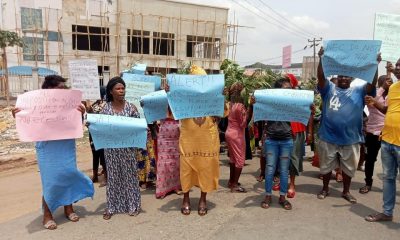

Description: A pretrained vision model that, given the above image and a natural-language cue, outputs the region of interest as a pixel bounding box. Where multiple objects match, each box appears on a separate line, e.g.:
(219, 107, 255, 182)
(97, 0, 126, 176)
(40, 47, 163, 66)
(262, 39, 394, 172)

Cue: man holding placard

(316, 45, 380, 204)
(365, 59, 400, 222)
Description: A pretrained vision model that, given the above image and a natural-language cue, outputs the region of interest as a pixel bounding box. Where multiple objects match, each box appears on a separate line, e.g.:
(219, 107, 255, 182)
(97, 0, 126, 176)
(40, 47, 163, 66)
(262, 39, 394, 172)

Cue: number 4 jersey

(318, 80, 369, 145)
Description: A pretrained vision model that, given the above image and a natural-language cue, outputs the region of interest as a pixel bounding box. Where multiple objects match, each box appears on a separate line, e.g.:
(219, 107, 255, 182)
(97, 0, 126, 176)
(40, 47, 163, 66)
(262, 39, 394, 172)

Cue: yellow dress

(179, 117, 220, 193)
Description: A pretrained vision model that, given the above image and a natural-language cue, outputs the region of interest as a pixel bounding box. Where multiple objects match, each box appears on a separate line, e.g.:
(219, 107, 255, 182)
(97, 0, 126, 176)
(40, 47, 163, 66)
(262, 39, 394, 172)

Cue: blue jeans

(264, 138, 293, 196)
(381, 141, 400, 216)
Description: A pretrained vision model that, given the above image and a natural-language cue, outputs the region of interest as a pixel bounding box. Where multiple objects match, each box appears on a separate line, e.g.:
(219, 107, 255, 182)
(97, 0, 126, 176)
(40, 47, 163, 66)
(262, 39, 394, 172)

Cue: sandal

(231, 186, 247, 193)
(65, 212, 80, 222)
(279, 200, 292, 210)
(287, 189, 296, 198)
(342, 193, 357, 204)
(103, 211, 112, 220)
(198, 206, 208, 216)
(365, 213, 393, 222)
(180, 204, 191, 216)
(359, 185, 371, 194)
(43, 220, 57, 230)
(261, 197, 272, 209)
(317, 190, 329, 200)
(256, 175, 265, 182)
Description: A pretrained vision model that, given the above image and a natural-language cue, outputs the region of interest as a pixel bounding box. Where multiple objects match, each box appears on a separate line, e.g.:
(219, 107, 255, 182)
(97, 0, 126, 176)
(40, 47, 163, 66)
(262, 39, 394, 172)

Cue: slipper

(342, 193, 357, 204)
(180, 205, 191, 215)
(365, 213, 393, 222)
(261, 197, 272, 209)
(43, 220, 57, 230)
(128, 210, 140, 217)
(231, 186, 247, 193)
(103, 211, 112, 220)
(198, 206, 208, 216)
(99, 181, 107, 188)
(317, 190, 329, 200)
(65, 212, 79, 222)
(287, 190, 296, 198)
(279, 200, 292, 210)
(359, 185, 371, 194)
(256, 175, 265, 182)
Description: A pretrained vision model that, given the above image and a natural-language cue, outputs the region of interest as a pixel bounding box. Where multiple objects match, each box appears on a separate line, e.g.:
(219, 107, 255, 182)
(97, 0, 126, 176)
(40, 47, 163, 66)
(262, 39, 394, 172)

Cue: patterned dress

(156, 119, 181, 198)
(101, 101, 141, 215)
(136, 131, 157, 183)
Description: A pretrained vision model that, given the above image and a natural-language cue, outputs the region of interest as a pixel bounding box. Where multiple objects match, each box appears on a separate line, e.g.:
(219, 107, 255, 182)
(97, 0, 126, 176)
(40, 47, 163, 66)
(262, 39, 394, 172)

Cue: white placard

(68, 59, 100, 100)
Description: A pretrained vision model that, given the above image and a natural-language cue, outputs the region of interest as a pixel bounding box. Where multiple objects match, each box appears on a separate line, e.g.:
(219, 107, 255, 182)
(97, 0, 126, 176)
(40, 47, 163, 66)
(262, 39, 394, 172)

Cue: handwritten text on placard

(322, 40, 381, 83)
(166, 74, 225, 120)
(254, 89, 314, 124)
(374, 13, 400, 63)
(15, 89, 83, 142)
(68, 59, 100, 100)
(87, 114, 148, 150)
(141, 90, 168, 123)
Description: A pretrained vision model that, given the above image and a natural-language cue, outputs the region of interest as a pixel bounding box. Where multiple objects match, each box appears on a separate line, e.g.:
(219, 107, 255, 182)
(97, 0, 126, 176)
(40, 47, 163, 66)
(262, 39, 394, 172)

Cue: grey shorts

(318, 139, 360, 178)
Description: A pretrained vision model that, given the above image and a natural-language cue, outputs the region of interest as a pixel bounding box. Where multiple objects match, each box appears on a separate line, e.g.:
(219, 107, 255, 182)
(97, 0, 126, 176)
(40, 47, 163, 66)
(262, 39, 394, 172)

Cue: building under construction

(0, 0, 238, 96)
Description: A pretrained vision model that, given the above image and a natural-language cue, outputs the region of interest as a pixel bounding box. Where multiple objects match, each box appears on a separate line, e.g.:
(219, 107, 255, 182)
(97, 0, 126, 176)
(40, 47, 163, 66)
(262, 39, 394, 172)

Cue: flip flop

(287, 190, 296, 198)
(180, 205, 191, 215)
(43, 220, 57, 230)
(198, 206, 208, 216)
(103, 211, 112, 220)
(342, 193, 357, 204)
(317, 190, 329, 200)
(279, 200, 292, 210)
(359, 185, 371, 194)
(365, 213, 393, 222)
(65, 212, 79, 222)
(231, 186, 247, 193)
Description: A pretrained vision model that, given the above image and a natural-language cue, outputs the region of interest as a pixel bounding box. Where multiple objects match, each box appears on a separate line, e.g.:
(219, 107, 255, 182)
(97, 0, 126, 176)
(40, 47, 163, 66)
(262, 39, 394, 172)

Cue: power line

(241, 48, 307, 65)
(230, 0, 309, 40)
(243, 0, 314, 39)
(256, 0, 320, 38)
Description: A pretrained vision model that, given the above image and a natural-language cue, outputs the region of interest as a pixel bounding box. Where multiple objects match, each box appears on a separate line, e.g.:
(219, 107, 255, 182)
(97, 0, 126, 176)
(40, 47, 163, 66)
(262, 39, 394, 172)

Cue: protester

(365, 59, 400, 222)
(252, 77, 294, 210)
(359, 75, 392, 194)
(316, 47, 380, 204)
(87, 87, 107, 185)
(100, 76, 141, 220)
(155, 107, 181, 198)
(286, 74, 313, 198)
(225, 82, 248, 193)
(12, 75, 94, 230)
(166, 65, 221, 216)
(136, 130, 157, 189)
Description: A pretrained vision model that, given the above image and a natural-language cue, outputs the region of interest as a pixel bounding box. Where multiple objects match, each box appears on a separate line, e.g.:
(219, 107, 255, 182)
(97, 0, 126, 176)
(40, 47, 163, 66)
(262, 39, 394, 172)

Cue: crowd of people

(11, 49, 400, 230)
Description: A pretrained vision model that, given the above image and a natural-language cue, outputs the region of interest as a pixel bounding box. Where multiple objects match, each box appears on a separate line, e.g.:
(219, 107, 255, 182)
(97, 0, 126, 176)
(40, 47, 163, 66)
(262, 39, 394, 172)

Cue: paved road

(0, 148, 399, 240)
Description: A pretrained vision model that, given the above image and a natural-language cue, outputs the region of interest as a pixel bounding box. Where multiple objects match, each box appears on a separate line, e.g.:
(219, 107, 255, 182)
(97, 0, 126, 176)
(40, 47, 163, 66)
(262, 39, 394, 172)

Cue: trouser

(364, 133, 381, 186)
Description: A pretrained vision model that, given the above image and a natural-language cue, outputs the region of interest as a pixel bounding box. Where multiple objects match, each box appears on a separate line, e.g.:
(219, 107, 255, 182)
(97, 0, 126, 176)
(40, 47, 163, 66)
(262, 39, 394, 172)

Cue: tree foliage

(0, 30, 23, 49)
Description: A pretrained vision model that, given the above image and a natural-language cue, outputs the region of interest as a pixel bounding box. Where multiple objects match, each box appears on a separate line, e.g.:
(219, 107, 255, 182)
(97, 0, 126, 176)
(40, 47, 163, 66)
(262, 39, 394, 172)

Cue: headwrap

(106, 76, 126, 102)
(286, 73, 298, 89)
(189, 64, 207, 75)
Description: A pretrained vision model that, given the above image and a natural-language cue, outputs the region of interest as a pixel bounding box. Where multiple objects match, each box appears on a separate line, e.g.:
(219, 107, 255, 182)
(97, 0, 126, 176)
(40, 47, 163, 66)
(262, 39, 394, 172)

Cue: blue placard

(87, 114, 148, 150)
(322, 40, 382, 83)
(166, 74, 225, 120)
(254, 89, 314, 124)
(141, 90, 168, 123)
(122, 73, 162, 90)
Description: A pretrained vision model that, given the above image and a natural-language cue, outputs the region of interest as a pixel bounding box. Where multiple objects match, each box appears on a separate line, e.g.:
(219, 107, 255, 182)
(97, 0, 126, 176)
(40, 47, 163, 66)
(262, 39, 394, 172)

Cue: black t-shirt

(265, 121, 292, 140)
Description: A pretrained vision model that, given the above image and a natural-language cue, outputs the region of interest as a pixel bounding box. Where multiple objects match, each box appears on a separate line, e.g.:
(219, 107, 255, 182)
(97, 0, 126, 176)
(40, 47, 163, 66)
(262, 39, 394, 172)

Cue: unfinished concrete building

(0, 0, 238, 96)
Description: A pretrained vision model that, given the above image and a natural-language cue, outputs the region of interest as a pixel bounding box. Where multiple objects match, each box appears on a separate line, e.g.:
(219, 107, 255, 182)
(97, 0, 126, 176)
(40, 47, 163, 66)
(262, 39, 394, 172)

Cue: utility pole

(307, 37, 322, 78)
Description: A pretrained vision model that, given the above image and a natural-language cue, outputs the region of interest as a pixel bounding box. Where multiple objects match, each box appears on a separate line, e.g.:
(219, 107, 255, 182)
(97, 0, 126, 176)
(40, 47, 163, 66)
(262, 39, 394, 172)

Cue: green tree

(0, 30, 23, 105)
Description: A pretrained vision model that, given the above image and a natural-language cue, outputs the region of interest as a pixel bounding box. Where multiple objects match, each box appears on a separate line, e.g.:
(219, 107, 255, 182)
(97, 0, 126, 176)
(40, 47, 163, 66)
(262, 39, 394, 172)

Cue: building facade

(1, 0, 233, 95)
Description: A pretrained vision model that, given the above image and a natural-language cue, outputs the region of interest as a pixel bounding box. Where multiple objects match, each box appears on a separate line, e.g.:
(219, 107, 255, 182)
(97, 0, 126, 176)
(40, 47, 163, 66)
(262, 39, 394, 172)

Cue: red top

(291, 122, 306, 133)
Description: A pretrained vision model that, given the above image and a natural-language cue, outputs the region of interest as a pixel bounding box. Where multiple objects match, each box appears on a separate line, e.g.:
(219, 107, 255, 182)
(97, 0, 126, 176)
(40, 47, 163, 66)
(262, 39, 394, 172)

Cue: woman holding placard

(12, 75, 94, 230)
(100, 76, 142, 220)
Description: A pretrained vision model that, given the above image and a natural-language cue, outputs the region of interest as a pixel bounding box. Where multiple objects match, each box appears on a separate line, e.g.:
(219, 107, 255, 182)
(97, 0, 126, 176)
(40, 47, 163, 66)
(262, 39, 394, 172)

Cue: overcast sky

(184, 0, 400, 67)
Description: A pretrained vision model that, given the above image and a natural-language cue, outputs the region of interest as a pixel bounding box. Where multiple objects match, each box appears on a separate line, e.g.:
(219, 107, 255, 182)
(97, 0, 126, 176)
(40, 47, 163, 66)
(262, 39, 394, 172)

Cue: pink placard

(15, 89, 83, 142)
(282, 45, 292, 69)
